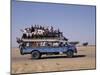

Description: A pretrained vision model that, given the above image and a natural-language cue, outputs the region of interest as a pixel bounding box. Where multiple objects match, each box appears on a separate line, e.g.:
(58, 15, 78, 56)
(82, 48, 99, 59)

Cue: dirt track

(11, 46, 96, 74)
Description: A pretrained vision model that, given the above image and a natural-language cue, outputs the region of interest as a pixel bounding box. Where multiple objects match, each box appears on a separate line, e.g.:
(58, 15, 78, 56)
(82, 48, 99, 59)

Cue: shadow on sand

(30, 55, 86, 60)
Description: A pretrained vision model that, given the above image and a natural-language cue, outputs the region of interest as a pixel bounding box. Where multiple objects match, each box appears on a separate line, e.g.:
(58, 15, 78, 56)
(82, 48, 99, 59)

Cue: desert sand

(11, 46, 96, 74)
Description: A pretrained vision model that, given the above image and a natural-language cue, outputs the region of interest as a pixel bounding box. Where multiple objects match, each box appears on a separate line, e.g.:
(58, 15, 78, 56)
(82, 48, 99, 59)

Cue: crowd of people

(21, 25, 63, 39)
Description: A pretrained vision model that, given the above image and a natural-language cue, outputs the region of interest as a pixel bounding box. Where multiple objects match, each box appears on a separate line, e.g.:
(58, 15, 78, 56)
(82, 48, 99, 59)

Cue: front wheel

(67, 50, 74, 58)
(31, 51, 41, 59)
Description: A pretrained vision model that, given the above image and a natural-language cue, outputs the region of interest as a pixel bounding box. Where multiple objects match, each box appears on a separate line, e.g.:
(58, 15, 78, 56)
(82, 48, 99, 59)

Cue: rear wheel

(31, 51, 41, 59)
(19, 45, 24, 55)
(67, 50, 73, 58)
(20, 50, 24, 55)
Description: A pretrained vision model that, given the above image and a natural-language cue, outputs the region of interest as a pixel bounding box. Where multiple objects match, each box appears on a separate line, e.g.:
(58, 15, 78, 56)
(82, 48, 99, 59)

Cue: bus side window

(26, 43, 29, 47)
(59, 42, 64, 47)
(26, 43, 32, 47)
(53, 42, 59, 47)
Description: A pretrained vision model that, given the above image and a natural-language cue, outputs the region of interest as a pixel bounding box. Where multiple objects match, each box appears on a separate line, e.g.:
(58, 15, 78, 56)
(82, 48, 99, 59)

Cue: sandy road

(11, 46, 96, 74)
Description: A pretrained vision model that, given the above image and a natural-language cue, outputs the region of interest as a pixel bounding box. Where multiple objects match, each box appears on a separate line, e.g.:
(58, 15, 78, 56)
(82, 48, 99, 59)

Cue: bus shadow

(41, 55, 86, 59)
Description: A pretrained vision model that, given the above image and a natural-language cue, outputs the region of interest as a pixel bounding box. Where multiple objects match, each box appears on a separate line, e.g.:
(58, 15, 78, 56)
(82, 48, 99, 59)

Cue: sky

(11, 0, 96, 47)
